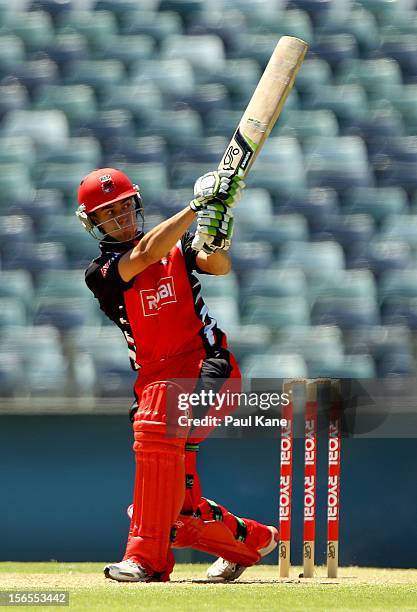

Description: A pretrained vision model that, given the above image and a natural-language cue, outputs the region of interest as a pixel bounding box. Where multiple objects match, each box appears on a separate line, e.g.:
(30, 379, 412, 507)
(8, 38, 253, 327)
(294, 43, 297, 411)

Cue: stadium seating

(2, 0, 417, 396)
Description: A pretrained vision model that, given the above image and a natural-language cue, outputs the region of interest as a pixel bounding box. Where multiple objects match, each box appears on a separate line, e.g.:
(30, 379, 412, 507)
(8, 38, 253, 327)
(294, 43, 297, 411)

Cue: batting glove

(189, 170, 245, 212)
(192, 202, 234, 254)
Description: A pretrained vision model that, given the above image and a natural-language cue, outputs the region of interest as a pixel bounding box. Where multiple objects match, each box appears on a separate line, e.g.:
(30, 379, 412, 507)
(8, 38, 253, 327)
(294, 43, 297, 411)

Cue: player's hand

(189, 170, 245, 212)
(191, 202, 234, 254)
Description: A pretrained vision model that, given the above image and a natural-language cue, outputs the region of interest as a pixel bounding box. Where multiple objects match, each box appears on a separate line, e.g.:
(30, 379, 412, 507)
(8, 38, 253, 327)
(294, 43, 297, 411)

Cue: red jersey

(85, 232, 227, 370)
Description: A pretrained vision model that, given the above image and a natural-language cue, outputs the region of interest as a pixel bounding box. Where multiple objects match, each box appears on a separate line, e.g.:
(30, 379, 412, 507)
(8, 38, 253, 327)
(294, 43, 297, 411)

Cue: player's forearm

(119, 207, 195, 280)
(138, 207, 195, 260)
(196, 250, 231, 275)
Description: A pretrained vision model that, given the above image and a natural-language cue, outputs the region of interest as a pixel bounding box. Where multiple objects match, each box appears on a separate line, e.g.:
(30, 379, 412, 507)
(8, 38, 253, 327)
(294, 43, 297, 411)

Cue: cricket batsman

(76, 167, 278, 582)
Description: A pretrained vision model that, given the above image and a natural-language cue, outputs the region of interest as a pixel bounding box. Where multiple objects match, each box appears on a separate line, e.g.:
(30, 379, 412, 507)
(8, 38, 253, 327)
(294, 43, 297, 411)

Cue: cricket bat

(218, 36, 308, 178)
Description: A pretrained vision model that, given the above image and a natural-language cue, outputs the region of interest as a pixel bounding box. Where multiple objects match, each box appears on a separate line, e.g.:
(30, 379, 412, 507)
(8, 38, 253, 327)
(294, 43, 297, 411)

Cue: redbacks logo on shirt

(140, 276, 177, 316)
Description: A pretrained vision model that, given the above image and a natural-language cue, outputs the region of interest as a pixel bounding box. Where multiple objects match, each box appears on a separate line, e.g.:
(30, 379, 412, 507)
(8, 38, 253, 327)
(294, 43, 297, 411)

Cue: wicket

(279, 379, 342, 579)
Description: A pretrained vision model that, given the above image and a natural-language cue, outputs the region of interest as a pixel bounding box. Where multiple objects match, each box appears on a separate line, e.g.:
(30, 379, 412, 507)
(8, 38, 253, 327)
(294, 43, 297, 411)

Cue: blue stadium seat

(305, 84, 369, 128)
(73, 110, 134, 152)
(169, 137, 227, 167)
(8, 190, 66, 225)
(344, 107, 405, 148)
(0, 297, 27, 327)
(240, 268, 307, 299)
(0, 136, 36, 170)
(63, 59, 126, 95)
(347, 240, 412, 275)
(304, 136, 372, 193)
(278, 109, 339, 140)
(379, 215, 417, 248)
(2, 110, 69, 147)
(93, 0, 151, 17)
(238, 214, 309, 249)
(242, 296, 310, 329)
(105, 136, 168, 166)
(382, 297, 417, 329)
(226, 324, 273, 362)
(288, 0, 332, 26)
(204, 296, 240, 329)
(174, 83, 230, 120)
(295, 58, 332, 95)
(277, 240, 345, 278)
(231, 33, 294, 67)
(241, 353, 308, 378)
(37, 136, 102, 167)
(26, 350, 69, 397)
(246, 136, 306, 196)
(356, 0, 402, 24)
(0, 79, 29, 120)
(34, 84, 98, 126)
(36, 215, 100, 268)
(131, 59, 195, 96)
(161, 34, 226, 70)
(336, 58, 402, 98)
(273, 324, 344, 362)
(159, 0, 206, 26)
(119, 9, 183, 41)
(307, 269, 377, 303)
(41, 32, 89, 68)
(311, 214, 375, 251)
(30, 0, 72, 19)
(318, 5, 380, 56)
(194, 59, 262, 110)
(199, 272, 239, 299)
(36, 269, 90, 298)
(0, 270, 34, 311)
(235, 189, 273, 225)
(307, 354, 376, 378)
(0, 353, 23, 397)
(8, 56, 59, 95)
(2, 242, 68, 277)
(275, 188, 340, 230)
(0, 216, 34, 253)
(344, 325, 413, 358)
(0, 34, 26, 77)
(379, 269, 417, 300)
(206, 109, 249, 137)
(381, 34, 417, 82)
(100, 83, 163, 123)
(381, 84, 417, 135)
(312, 296, 380, 329)
(35, 162, 93, 200)
(342, 187, 408, 223)
(188, 8, 247, 54)
(6, 10, 55, 51)
(93, 34, 155, 66)
(57, 10, 119, 49)
(247, 8, 314, 43)
(0, 163, 35, 205)
(231, 241, 274, 274)
(372, 138, 417, 194)
(312, 34, 359, 69)
(34, 296, 98, 330)
(377, 353, 417, 377)
(1, 324, 61, 356)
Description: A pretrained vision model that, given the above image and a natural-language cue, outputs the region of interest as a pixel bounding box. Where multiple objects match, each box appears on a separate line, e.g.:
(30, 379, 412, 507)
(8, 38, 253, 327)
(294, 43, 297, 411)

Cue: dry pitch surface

(1, 563, 417, 611)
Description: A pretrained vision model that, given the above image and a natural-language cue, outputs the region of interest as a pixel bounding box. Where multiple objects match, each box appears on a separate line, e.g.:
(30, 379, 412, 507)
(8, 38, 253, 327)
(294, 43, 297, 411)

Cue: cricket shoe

(104, 559, 159, 582)
(206, 525, 279, 582)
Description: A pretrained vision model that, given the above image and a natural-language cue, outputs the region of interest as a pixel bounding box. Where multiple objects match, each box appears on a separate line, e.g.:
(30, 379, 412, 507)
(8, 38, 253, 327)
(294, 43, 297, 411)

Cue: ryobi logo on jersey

(140, 276, 177, 316)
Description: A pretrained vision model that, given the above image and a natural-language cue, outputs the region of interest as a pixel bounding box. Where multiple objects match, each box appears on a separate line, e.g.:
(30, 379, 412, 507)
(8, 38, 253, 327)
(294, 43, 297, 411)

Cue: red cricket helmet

(76, 168, 144, 242)
(77, 167, 139, 214)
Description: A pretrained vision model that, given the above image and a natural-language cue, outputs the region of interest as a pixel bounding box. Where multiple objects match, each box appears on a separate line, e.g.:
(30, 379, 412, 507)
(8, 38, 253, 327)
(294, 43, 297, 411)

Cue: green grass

(1, 563, 417, 611)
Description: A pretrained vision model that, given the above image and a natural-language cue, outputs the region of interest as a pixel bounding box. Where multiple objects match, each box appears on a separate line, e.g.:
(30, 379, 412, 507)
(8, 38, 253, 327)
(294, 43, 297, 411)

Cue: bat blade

(219, 36, 308, 178)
